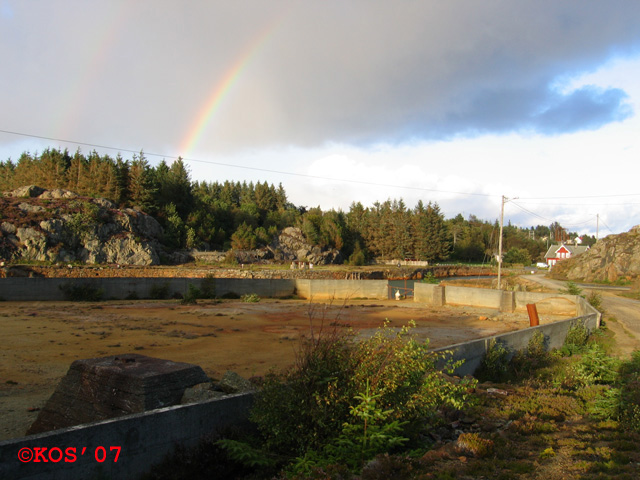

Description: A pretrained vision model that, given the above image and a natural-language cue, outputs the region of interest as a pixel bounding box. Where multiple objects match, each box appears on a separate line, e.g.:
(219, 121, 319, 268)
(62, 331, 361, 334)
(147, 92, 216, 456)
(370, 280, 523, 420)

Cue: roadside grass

(620, 290, 640, 301)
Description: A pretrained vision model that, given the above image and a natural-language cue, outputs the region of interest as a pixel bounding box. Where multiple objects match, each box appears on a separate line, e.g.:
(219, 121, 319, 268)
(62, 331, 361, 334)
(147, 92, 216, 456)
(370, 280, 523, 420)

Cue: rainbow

(180, 19, 281, 158)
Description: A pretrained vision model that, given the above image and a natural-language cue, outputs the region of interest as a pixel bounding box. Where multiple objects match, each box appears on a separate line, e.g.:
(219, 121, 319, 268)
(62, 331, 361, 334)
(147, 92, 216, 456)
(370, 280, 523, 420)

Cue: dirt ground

(0, 296, 569, 441)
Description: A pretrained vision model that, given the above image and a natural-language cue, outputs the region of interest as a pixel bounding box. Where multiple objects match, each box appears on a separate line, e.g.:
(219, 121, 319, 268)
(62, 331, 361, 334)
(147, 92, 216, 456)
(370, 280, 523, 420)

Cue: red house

(544, 243, 589, 267)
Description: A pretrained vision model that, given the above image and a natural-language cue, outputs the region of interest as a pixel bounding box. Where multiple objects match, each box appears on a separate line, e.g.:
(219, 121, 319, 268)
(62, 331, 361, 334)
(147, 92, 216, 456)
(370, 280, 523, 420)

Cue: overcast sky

(2, 1, 640, 237)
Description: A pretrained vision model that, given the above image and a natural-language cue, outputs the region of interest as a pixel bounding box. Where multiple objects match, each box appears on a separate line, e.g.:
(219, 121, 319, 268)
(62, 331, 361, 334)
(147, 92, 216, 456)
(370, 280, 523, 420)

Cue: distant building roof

(544, 243, 590, 260)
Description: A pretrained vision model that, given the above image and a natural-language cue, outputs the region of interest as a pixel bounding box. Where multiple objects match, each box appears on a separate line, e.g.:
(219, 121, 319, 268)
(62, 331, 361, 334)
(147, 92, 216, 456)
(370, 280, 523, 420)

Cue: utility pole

(497, 196, 505, 290)
(497, 195, 517, 290)
(596, 213, 599, 242)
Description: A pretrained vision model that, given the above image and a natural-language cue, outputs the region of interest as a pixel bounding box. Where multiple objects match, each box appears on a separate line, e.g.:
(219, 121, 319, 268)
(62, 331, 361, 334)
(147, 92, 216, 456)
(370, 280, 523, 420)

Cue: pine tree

(0, 159, 15, 190)
(12, 152, 37, 188)
(128, 152, 156, 212)
(65, 149, 87, 193)
(37, 148, 70, 188)
(114, 155, 130, 206)
(231, 222, 257, 250)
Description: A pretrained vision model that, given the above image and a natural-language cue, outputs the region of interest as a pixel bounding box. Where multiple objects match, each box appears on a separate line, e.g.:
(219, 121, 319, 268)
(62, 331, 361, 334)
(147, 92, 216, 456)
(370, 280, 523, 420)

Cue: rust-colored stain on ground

(0, 298, 563, 440)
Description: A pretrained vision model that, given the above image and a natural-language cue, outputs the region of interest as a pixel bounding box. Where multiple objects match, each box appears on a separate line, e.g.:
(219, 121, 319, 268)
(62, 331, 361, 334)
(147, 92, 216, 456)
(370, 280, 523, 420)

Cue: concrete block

(414, 283, 444, 306)
(28, 354, 209, 435)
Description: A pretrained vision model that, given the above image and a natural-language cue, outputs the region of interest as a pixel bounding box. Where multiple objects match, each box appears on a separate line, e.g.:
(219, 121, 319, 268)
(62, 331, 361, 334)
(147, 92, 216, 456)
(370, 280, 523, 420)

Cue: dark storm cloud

(534, 86, 632, 134)
(244, 0, 640, 149)
(426, 85, 632, 140)
(1, 1, 640, 153)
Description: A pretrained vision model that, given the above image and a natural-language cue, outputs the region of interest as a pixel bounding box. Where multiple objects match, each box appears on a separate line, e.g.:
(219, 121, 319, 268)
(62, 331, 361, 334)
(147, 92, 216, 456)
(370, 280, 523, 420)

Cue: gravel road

(526, 273, 640, 355)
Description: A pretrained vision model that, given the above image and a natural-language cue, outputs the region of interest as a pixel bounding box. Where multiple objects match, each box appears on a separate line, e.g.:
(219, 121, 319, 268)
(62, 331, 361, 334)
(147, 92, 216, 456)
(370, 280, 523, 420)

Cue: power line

(1, 128, 639, 234)
(516, 200, 640, 207)
(599, 218, 616, 235)
(518, 193, 640, 200)
(509, 200, 597, 230)
(0, 128, 495, 198)
(509, 201, 554, 224)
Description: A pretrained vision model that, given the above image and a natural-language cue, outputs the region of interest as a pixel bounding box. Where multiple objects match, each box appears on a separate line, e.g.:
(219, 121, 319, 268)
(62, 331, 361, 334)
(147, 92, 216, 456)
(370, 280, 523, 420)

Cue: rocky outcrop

(269, 227, 343, 265)
(6, 185, 46, 198)
(0, 186, 164, 265)
(551, 225, 640, 282)
(211, 227, 343, 266)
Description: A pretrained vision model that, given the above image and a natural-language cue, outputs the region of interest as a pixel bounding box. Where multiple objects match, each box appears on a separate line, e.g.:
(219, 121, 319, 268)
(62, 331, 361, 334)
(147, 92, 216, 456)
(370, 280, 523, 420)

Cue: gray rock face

(7, 185, 45, 198)
(77, 235, 160, 265)
(0, 221, 17, 235)
(224, 227, 343, 265)
(553, 225, 640, 282)
(18, 202, 46, 214)
(217, 370, 256, 394)
(180, 382, 227, 404)
(0, 187, 164, 265)
(27, 354, 210, 434)
(39, 188, 78, 200)
(270, 227, 342, 265)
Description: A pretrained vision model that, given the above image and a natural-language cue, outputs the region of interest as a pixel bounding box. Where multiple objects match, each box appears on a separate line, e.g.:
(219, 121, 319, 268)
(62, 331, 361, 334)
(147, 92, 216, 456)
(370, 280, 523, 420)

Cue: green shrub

(561, 281, 583, 296)
(509, 331, 551, 379)
(329, 383, 409, 469)
(527, 330, 547, 359)
(475, 339, 511, 382)
(562, 321, 590, 354)
(241, 293, 260, 303)
(292, 383, 410, 474)
(215, 439, 275, 469)
(249, 321, 475, 472)
(181, 283, 201, 304)
(125, 291, 139, 300)
(503, 247, 531, 266)
(421, 272, 439, 284)
(65, 201, 101, 247)
(348, 247, 366, 266)
(589, 386, 622, 420)
(149, 282, 170, 300)
(200, 274, 216, 299)
(570, 344, 620, 386)
(456, 432, 495, 458)
(59, 282, 104, 301)
(350, 321, 473, 426)
(587, 291, 603, 310)
(607, 350, 640, 430)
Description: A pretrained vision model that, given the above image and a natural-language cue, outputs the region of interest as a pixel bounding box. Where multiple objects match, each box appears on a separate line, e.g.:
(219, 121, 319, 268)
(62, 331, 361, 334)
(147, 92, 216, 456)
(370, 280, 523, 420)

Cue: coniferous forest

(0, 148, 594, 265)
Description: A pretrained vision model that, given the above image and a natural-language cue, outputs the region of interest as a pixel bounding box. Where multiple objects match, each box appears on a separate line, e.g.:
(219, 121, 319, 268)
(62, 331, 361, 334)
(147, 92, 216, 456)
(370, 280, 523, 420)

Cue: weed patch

(59, 282, 104, 301)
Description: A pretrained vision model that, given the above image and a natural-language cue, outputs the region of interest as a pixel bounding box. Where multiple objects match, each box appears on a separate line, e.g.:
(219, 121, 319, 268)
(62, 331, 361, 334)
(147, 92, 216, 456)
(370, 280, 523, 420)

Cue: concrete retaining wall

(295, 279, 388, 300)
(0, 392, 254, 480)
(443, 285, 508, 309)
(434, 310, 600, 376)
(415, 282, 601, 375)
(415, 283, 579, 316)
(1, 278, 388, 301)
(416, 284, 516, 312)
(0, 277, 298, 301)
(515, 291, 578, 316)
(414, 284, 445, 306)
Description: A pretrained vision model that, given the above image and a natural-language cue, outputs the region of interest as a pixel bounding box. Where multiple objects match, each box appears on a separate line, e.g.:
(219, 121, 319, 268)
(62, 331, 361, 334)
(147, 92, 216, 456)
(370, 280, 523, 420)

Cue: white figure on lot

(395, 289, 401, 301)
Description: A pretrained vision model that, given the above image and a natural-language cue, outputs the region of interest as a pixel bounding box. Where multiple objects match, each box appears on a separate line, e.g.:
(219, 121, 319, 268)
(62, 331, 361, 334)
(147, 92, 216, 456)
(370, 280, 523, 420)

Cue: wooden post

(526, 303, 540, 327)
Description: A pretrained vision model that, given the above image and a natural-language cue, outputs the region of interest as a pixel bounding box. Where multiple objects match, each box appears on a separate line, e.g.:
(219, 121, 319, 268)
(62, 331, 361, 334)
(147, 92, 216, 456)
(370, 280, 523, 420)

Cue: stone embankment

(4, 263, 495, 280)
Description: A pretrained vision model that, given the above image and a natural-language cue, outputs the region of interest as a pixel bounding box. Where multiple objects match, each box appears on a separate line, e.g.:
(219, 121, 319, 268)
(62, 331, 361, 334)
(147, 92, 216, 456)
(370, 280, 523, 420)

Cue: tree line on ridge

(0, 148, 594, 265)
